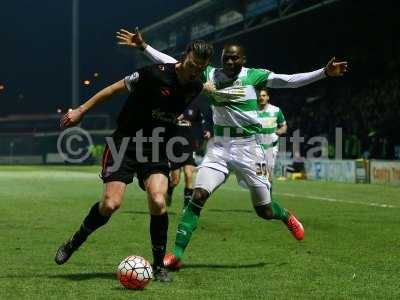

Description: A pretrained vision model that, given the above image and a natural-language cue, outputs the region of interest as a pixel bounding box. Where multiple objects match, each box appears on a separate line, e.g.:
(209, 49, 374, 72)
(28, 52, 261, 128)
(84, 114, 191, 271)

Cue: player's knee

(148, 191, 167, 215)
(170, 177, 180, 187)
(101, 194, 123, 215)
(255, 205, 274, 220)
(192, 188, 209, 206)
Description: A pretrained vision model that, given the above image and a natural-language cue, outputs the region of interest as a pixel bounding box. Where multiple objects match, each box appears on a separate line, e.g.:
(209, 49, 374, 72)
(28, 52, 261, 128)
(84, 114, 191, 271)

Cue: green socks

(271, 200, 289, 222)
(171, 196, 288, 260)
(173, 200, 202, 260)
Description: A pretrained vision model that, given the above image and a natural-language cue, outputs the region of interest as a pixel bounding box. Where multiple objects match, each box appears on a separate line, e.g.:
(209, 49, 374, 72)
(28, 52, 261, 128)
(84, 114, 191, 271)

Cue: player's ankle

(172, 248, 183, 260)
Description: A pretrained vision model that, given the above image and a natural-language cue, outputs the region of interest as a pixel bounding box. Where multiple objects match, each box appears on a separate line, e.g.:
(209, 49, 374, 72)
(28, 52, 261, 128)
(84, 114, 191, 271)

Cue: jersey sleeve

(123, 66, 151, 93)
(266, 68, 326, 88)
(143, 45, 178, 64)
(247, 68, 272, 89)
(277, 109, 286, 125)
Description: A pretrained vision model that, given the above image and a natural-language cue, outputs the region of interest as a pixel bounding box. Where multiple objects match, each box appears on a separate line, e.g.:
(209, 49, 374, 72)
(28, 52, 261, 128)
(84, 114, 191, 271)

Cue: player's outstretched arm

(116, 27, 178, 64)
(267, 57, 348, 89)
(144, 44, 178, 64)
(61, 80, 126, 128)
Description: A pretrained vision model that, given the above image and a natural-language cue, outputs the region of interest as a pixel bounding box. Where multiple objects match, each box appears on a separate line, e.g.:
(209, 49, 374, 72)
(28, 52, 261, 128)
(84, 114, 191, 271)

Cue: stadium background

(1, 1, 400, 299)
(1, 0, 399, 185)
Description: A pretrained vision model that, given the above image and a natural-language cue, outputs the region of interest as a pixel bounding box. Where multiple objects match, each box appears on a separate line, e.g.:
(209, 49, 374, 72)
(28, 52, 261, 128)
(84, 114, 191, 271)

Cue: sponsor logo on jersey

(151, 108, 176, 123)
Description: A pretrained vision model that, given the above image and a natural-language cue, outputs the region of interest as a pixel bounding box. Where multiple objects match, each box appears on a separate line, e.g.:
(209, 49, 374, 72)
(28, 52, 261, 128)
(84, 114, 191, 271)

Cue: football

(117, 255, 153, 290)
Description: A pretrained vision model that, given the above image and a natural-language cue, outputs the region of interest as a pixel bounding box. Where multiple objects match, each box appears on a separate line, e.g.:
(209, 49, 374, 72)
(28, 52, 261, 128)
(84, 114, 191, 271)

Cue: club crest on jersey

(160, 87, 171, 97)
(158, 65, 165, 71)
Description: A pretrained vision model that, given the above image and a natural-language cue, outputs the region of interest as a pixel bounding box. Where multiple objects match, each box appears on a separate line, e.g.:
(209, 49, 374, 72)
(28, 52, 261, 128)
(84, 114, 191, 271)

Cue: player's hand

(176, 114, 191, 126)
(203, 81, 216, 94)
(60, 108, 84, 128)
(116, 27, 147, 50)
(325, 57, 348, 77)
(203, 130, 211, 140)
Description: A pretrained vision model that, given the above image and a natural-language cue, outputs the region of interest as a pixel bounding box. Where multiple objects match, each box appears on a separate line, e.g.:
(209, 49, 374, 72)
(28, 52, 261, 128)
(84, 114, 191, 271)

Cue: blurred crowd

(277, 59, 400, 160)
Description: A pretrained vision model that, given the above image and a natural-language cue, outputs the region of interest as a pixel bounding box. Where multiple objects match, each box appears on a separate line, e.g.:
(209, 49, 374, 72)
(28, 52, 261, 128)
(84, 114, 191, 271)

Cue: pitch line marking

(220, 187, 397, 209)
(1, 171, 396, 208)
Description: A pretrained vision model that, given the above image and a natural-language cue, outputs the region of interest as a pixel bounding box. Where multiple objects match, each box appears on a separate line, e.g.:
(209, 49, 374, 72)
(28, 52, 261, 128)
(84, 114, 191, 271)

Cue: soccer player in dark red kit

(54, 40, 213, 282)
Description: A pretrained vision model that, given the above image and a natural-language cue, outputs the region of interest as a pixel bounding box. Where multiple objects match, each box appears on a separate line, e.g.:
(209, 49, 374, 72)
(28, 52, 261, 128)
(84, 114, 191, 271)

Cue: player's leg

(268, 145, 304, 240)
(55, 181, 127, 264)
(233, 141, 304, 240)
(143, 172, 172, 282)
(164, 140, 229, 269)
(55, 139, 134, 265)
(249, 181, 305, 240)
(251, 187, 304, 240)
(164, 166, 227, 269)
(166, 167, 181, 206)
(269, 145, 279, 189)
(250, 185, 287, 221)
(264, 146, 274, 190)
(183, 164, 195, 207)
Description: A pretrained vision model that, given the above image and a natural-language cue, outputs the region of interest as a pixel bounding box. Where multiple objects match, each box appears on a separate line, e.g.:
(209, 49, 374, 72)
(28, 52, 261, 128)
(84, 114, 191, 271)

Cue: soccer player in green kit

(117, 28, 348, 269)
(257, 88, 287, 184)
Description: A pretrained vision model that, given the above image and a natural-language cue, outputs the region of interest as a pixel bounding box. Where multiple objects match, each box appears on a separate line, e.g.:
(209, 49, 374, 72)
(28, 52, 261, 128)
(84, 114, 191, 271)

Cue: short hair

(186, 40, 214, 60)
(223, 43, 246, 56)
(259, 87, 269, 94)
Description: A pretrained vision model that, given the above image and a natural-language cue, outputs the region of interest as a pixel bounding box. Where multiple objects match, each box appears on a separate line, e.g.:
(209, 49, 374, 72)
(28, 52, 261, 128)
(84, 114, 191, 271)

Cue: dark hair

(186, 40, 213, 60)
(223, 43, 246, 56)
(259, 87, 269, 94)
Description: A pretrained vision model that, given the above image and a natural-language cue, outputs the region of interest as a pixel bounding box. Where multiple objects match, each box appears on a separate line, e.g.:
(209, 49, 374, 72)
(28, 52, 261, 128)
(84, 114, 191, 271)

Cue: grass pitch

(0, 165, 399, 299)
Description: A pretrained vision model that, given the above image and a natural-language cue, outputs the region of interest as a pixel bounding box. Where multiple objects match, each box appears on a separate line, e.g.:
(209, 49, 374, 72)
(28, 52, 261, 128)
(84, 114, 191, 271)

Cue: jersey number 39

(255, 162, 268, 177)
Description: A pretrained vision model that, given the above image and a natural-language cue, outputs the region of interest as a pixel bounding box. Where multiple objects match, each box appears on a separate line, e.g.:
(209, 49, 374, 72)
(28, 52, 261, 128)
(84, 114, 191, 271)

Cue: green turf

(1, 165, 399, 299)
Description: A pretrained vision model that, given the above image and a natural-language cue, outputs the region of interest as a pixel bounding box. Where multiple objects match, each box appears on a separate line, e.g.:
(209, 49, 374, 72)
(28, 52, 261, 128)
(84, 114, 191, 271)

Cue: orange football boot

(286, 213, 304, 240)
(163, 253, 183, 271)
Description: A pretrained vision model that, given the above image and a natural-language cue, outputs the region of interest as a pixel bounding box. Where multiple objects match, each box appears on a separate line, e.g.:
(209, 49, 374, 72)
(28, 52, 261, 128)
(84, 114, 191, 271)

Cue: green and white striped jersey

(143, 45, 326, 139)
(203, 66, 271, 137)
(257, 104, 286, 149)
